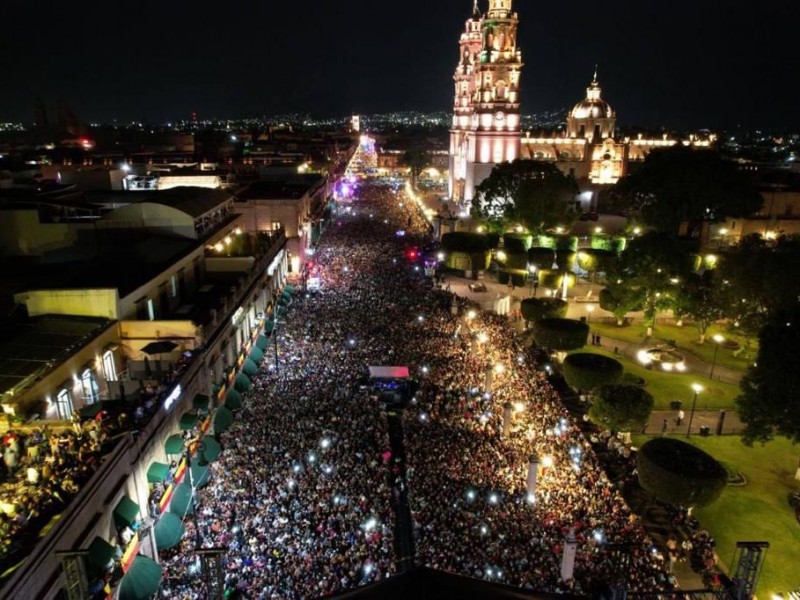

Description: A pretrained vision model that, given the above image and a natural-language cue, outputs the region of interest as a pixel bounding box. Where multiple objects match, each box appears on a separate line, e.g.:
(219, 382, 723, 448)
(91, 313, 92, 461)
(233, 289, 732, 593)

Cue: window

(56, 389, 73, 420)
(271, 221, 282, 231)
(102, 350, 117, 382)
(169, 275, 178, 298)
(81, 369, 100, 404)
(146, 298, 155, 321)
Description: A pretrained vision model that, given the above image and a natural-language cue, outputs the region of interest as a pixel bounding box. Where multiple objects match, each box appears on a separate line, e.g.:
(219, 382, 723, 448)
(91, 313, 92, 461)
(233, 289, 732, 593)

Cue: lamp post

(686, 383, 703, 438)
(528, 265, 537, 297)
(709, 334, 725, 380)
(586, 304, 595, 324)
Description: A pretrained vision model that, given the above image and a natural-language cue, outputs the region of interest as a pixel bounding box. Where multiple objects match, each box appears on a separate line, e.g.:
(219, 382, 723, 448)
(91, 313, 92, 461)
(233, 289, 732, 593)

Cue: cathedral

(448, 1, 714, 211)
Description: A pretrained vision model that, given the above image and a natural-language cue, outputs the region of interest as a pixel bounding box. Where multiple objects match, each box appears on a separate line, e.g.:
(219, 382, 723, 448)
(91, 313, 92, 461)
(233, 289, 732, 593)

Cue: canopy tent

(255, 334, 269, 350)
(146, 461, 170, 483)
(213, 406, 234, 433)
(87, 536, 115, 570)
(113, 496, 140, 529)
(276, 307, 287, 319)
(234, 372, 251, 392)
(164, 434, 184, 455)
(200, 435, 222, 462)
(118, 555, 163, 600)
(178, 412, 198, 431)
(170, 482, 194, 517)
(190, 462, 211, 488)
(224, 388, 242, 411)
(249, 346, 264, 363)
(193, 394, 210, 411)
(264, 320, 275, 335)
(278, 295, 291, 307)
(368, 366, 411, 379)
(241, 358, 258, 377)
(283, 284, 295, 294)
(154, 512, 185, 550)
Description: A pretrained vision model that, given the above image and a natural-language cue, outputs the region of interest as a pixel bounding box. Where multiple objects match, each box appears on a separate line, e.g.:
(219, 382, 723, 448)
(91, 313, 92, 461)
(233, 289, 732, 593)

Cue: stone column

(561, 528, 578, 582)
(484, 365, 493, 393)
(526, 454, 539, 498)
(502, 402, 513, 437)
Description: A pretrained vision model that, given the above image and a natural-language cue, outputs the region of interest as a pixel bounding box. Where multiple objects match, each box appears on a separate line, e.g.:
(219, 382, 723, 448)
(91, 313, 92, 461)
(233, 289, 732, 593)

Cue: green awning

(178, 412, 198, 431)
(249, 346, 264, 363)
(242, 358, 258, 377)
(113, 496, 140, 529)
(193, 394, 210, 411)
(234, 372, 251, 392)
(225, 388, 242, 410)
(87, 536, 115, 570)
(278, 295, 291, 306)
(190, 462, 210, 488)
(213, 406, 234, 433)
(264, 320, 275, 334)
(164, 434, 184, 455)
(284, 284, 295, 294)
(146, 461, 170, 483)
(201, 435, 222, 462)
(170, 482, 194, 517)
(154, 512, 185, 550)
(118, 554, 163, 600)
(276, 307, 287, 318)
(256, 334, 269, 350)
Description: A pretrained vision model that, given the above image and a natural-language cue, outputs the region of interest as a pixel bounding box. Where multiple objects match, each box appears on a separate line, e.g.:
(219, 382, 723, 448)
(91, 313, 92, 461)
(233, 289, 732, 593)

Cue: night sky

(1, 0, 796, 130)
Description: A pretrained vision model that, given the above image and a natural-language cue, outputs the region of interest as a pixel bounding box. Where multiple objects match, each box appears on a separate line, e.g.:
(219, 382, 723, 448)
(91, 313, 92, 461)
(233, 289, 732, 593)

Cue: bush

(637, 438, 727, 509)
(538, 269, 576, 291)
(520, 298, 568, 322)
(588, 384, 653, 431)
(442, 232, 492, 253)
(563, 353, 624, 391)
(555, 251, 577, 271)
(503, 234, 532, 253)
(530, 318, 589, 352)
(576, 248, 618, 274)
(591, 234, 627, 254)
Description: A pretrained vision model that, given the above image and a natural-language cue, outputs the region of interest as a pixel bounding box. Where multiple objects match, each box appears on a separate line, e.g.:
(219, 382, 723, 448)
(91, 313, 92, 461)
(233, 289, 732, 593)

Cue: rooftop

(238, 174, 326, 201)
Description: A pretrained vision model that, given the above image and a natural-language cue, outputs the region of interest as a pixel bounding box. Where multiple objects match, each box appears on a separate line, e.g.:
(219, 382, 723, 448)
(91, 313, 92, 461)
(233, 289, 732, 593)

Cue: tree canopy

(530, 318, 588, 352)
(611, 147, 763, 236)
(520, 298, 567, 323)
(637, 438, 727, 509)
(471, 160, 578, 233)
(400, 149, 431, 188)
(588, 384, 653, 432)
(563, 354, 624, 392)
(737, 306, 800, 445)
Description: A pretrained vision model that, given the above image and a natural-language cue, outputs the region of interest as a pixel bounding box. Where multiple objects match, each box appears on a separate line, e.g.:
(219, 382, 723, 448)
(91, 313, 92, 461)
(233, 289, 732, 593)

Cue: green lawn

(632, 435, 800, 597)
(591, 321, 756, 373)
(569, 347, 740, 410)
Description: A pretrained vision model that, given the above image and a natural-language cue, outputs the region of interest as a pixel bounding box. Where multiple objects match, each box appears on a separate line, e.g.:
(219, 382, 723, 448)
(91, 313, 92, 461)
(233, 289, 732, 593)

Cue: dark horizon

(1, 0, 797, 131)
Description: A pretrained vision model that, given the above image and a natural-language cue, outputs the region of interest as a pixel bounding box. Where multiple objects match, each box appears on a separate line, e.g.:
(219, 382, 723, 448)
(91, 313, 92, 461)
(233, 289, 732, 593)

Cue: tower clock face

(495, 111, 505, 122)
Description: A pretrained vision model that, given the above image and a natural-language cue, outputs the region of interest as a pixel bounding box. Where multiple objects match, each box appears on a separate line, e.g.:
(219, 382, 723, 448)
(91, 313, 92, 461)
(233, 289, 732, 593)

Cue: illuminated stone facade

(449, 0, 523, 204)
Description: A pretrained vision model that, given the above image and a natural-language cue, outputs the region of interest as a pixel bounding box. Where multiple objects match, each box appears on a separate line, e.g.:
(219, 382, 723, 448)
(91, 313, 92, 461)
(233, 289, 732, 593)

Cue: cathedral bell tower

(448, 0, 523, 205)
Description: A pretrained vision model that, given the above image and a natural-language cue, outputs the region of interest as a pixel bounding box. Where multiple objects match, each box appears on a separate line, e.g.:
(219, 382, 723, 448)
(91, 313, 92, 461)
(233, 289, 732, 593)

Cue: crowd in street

(159, 177, 673, 598)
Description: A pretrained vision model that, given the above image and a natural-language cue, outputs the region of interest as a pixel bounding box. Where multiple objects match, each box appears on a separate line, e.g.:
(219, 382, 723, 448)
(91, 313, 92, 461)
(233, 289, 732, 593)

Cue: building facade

(449, 0, 523, 205)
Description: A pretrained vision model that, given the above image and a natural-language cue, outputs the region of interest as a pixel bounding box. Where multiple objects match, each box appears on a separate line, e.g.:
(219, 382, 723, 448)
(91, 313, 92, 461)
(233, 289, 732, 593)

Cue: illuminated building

(449, 0, 523, 204)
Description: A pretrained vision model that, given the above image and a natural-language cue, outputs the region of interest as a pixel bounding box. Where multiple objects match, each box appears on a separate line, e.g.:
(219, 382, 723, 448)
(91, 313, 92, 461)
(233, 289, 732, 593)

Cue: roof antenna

(593, 64, 599, 84)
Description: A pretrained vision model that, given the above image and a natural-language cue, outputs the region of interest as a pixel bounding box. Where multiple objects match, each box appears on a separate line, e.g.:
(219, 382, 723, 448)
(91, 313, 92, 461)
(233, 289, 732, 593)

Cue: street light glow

(691, 383, 704, 393)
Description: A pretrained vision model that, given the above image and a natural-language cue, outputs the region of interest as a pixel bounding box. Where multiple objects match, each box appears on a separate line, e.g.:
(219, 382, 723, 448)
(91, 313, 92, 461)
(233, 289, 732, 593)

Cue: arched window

(56, 389, 73, 420)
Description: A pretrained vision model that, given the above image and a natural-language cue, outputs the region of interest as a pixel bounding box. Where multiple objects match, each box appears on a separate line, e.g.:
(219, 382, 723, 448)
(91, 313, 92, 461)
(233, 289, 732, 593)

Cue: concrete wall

(0, 209, 77, 256)
(17, 288, 120, 319)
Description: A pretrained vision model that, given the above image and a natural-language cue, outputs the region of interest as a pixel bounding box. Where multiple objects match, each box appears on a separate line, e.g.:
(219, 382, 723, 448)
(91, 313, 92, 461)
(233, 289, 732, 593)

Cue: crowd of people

(159, 171, 673, 598)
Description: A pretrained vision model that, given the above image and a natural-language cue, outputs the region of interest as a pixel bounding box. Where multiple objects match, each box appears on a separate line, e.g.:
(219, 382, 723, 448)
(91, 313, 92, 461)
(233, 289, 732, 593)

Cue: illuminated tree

(612, 146, 763, 237)
(588, 384, 653, 432)
(637, 438, 727, 509)
(671, 271, 724, 343)
(576, 248, 618, 282)
(472, 160, 579, 233)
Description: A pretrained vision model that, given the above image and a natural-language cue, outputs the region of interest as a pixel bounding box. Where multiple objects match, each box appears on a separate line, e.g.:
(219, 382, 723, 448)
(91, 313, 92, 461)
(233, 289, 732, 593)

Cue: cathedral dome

(570, 71, 613, 119)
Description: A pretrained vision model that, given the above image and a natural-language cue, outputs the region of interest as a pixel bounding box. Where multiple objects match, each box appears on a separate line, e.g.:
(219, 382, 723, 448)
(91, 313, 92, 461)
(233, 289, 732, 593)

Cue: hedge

(637, 438, 727, 508)
(563, 353, 624, 391)
(530, 318, 589, 351)
(442, 232, 492, 253)
(590, 234, 627, 254)
(527, 247, 556, 269)
(538, 269, 576, 291)
(520, 298, 568, 322)
(588, 383, 653, 432)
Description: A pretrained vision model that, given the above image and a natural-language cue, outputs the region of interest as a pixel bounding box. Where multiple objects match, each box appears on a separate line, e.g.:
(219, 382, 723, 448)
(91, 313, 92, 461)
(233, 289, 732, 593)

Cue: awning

(284, 284, 295, 294)
(190, 462, 210, 488)
(249, 346, 264, 363)
(264, 320, 275, 334)
(113, 496, 140, 529)
(255, 334, 269, 350)
(276, 307, 287, 318)
(170, 482, 194, 517)
(87, 536, 115, 570)
(178, 412, 198, 431)
(234, 372, 251, 392)
(213, 406, 234, 433)
(164, 434, 184, 455)
(242, 358, 258, 377)
(278, 295, 291, 306)
(201, 435, 222, 462)
(118, 554, 163, 600)
(154, 512, 185, 550)
(193, 394, 210, 411)
(146, 461, 170, 483)
(224, 388, 242, 410)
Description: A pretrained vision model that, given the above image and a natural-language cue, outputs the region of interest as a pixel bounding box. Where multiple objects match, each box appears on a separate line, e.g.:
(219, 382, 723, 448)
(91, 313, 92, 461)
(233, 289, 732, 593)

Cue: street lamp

(686, 383, 704, 438)
(709, 334, 725, 380)
(528, 265, 538, 297)
(586, 304, 595, 323)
